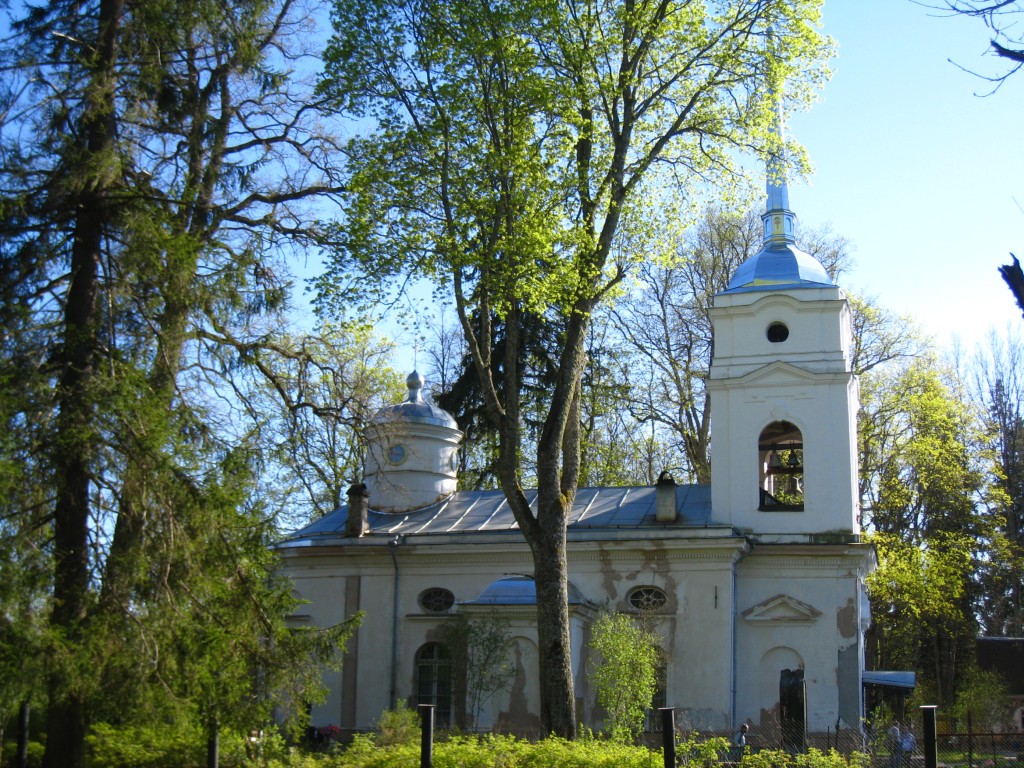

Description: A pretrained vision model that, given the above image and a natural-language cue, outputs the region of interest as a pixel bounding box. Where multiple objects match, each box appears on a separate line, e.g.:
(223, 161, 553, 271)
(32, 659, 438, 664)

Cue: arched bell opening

(758, 421, 804, 511)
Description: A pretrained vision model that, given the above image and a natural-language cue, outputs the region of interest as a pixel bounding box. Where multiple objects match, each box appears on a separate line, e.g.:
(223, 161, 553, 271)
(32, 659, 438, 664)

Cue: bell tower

(707, 112, 859, 537)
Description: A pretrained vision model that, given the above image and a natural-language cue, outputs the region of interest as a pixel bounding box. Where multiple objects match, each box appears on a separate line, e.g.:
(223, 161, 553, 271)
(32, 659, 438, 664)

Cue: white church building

(277, 175, 876, 743)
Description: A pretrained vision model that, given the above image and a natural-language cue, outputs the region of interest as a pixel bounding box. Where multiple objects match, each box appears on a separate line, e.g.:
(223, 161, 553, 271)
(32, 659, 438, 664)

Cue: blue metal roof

(372, 371, 459, 429)
(281, 483, 714, 544)
(862, 671, 916, 689)
(459, 575, 591, 607)
(725, 242, 833, 293)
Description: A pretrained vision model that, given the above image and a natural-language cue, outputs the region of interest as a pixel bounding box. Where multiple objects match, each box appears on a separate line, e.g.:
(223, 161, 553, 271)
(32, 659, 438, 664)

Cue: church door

(779, 668, 806, 752)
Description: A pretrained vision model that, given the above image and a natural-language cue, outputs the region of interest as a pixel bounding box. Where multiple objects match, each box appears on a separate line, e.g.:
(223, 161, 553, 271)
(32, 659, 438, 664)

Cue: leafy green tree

(232, 325, 402, 525)
(152, 447, 358, 767)
(949, 667, 1010, 730)
(587, 611, 661, 743)
(0, 0, 354, 764)
(438, 613, 516, 730)
(860, 357, 1004, 705)
(317, 0, 831, 736)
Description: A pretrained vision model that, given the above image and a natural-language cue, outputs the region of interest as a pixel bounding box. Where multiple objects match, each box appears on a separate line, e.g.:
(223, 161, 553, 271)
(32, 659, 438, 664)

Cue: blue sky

(789, 1, 1024, 351)
(297, 1, 1024, 360)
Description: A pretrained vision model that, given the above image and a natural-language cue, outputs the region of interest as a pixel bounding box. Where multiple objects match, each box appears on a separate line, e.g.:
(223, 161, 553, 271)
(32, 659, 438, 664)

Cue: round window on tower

(387, 444, 407, 465)
(419, 588, 455, 613)
(627, 586, 668, 613)
(766, 322, 790, 343)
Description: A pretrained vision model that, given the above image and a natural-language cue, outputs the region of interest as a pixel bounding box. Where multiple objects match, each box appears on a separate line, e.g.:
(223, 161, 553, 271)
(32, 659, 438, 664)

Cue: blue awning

(863, 671, 916, 689)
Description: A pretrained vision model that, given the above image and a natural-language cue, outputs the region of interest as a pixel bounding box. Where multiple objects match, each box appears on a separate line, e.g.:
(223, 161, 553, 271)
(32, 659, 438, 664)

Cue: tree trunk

(207, 715, 219, 768)
(16, 700, 29, 768)
(43, 0, 124, 764)
(530, 507, 576, 738)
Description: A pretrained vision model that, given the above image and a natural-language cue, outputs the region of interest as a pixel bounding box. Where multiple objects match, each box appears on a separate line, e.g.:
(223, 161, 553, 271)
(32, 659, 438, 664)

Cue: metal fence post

(920, 705, 938, 768)
(967, 711, 974, 768)
(419, 704, 435, 768)
(660, 708, 676, 768)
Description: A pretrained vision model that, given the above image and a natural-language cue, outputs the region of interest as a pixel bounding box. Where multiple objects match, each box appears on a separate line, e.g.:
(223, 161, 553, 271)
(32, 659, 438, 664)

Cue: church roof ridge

(281, 483, 715, 543)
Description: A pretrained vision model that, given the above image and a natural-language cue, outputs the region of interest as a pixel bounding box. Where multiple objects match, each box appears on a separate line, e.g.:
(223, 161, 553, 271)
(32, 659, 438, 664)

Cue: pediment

(742, 594, 821, 624)
(739, 361, 820, 386)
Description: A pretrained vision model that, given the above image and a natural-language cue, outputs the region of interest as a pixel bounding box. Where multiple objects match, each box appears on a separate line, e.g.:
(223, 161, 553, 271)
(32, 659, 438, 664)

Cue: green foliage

(949, 668, 1010, 729)
(84, 723, 343, 768)
(677, 733, 732, 766)
(436, 613, 515, 728)
(332, 734, 871, 768)
(374, 702, 421, 747)
(86, 722, 209, 768)
(587, 612, 661, 742)
(246, 324, 402, 526)
(335, 734, 661, 768)
(739, 748, 868, 768)
(0, 0, 369, 756)
(860, 356, 1003, 704)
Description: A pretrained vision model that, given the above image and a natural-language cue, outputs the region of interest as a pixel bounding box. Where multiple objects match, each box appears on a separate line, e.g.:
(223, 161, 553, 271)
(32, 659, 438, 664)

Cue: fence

(932, 731, 1023, 768)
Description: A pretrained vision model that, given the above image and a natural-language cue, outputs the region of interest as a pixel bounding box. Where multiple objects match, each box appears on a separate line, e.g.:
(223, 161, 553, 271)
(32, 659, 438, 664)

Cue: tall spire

(724, 56, 832, 293)
(763, 93, 797, 247)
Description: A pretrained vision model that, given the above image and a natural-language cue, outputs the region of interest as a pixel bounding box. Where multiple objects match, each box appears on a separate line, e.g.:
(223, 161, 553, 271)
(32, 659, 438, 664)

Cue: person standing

(888, 721, 903, 768)
(900, 723, 917, 767)
(734, 724, 749, 747)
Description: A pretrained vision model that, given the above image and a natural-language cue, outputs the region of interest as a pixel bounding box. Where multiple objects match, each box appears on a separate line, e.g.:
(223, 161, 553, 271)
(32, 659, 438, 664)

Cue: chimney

(345, 483, 370, 537)
(656, 471, 677, 522)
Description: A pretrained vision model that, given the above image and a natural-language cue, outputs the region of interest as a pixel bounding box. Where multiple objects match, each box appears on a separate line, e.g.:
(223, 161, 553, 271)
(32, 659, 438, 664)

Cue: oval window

(628, 586, 668, 612)
(419, 588, 455, 613)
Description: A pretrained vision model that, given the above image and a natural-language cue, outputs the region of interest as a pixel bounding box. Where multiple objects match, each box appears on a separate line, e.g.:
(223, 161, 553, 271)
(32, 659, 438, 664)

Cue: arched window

(415, 642, 453, 726)
(758, 421, 804, 511)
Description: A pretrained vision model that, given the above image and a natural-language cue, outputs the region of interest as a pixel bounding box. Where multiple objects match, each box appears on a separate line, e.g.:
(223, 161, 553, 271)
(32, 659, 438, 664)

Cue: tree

(587, 611, 661, 743)
(437, 613, 516, 730)
(0, 0, 354, 763)
(610, 205, 903, 484)
(236, 325, 402, 525)
(970, 329, 1024, 636)
(860, 356, 1004, 705)
(927, 1, 1024, 85)
(317, 0, 831, 737)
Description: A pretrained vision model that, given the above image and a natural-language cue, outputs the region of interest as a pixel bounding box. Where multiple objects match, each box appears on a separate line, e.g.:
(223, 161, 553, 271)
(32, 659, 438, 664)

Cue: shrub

(374, 702, 421, 746)
(86, 722, 209, 768)
(587, 612, 661, 743)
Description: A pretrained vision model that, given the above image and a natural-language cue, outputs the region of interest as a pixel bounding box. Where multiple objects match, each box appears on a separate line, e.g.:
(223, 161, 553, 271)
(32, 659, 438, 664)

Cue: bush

(86, 722, 209, 768)
(374, 702, 421, 746)
(332, 733, 660, 768)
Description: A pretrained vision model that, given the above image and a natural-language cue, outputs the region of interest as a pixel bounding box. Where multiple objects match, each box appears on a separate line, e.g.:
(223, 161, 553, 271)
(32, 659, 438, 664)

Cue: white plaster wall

(735, 547, 871, 733)
(364, 421, 462, 513)
(709, 289, 851, 377)
(709, 286, 860, 535)
(564, 538, 744, 731)
(280, 532, 867, 738)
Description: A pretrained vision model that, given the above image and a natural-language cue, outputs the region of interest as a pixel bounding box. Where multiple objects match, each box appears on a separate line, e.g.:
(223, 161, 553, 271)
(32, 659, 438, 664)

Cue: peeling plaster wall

(735, 546, 871, 733)
(280, 532, 868, 738)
